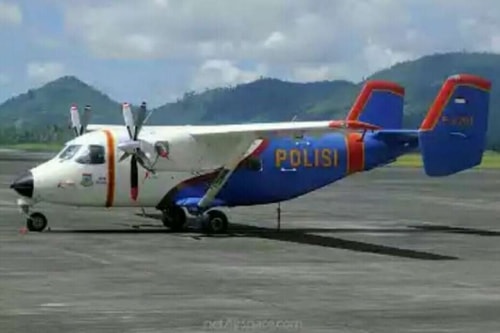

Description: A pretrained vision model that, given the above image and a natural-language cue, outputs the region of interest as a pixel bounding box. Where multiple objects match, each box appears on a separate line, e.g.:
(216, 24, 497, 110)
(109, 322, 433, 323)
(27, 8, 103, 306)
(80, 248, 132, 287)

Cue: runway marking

(62, 249, 111, 265)
(40, 303, 67, 308)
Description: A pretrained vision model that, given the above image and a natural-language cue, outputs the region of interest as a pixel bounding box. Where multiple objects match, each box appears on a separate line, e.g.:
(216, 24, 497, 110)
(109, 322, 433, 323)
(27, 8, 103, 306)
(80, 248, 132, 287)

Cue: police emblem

(80, 173, 94, 187)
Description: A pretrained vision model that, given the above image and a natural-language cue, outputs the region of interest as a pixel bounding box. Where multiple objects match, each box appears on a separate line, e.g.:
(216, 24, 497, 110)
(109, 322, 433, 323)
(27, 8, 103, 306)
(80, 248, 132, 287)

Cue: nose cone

(10, 171, 34, 198)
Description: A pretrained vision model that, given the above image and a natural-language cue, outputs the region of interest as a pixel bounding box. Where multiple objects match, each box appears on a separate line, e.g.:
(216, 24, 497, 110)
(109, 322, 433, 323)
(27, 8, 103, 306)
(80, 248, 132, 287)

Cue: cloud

(0, 1, 22, 26)
(26, 62, 66, 84)
(0, 0, 494, 105)
(57, 0, 500, 85)
(191, 59, 266, 91)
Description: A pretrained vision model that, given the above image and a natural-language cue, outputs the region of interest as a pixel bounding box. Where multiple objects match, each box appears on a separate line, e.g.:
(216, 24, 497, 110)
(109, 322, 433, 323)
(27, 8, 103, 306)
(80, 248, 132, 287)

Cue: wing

(187, 120, 377, 138)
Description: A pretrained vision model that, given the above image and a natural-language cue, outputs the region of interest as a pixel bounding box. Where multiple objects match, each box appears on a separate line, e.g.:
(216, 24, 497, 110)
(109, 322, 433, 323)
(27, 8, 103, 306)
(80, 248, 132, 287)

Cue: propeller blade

(133, 101, 147, 140)
(122, 102, 134, 138)
(130, 154, 139, 201)
(136, 149, 155, 173)
(70, 104, 81, 136)
(80, 105, 92, 135)
(118, 152, 130, 162)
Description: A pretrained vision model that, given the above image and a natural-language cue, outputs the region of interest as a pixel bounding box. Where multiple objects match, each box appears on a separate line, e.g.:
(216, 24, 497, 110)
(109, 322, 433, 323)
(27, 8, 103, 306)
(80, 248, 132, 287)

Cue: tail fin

(346, 80, 405, 129)
(418, 74, 492, 176)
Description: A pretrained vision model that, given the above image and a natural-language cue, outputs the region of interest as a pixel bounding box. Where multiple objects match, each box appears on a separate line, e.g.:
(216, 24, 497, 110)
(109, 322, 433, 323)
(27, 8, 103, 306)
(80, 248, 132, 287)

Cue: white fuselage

(28, 127, 220, 208)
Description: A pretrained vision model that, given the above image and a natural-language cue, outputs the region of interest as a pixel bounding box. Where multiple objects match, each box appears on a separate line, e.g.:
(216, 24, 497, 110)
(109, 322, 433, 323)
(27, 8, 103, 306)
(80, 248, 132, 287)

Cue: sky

(1, 0, 500, 106)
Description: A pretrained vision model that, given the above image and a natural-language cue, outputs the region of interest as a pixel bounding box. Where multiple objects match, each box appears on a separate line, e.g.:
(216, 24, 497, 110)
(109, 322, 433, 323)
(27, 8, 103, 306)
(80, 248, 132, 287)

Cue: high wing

(188, 119, 379, 137)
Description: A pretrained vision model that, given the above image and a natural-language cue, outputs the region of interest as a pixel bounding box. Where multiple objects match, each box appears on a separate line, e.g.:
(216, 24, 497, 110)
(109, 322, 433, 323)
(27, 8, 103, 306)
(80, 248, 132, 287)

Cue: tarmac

(1, 157, 500, 332)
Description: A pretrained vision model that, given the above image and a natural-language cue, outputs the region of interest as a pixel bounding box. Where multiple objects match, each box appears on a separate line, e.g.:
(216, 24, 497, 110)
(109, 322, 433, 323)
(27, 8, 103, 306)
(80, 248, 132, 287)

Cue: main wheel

(161, 205, 187, 231)
(26, 212, 48, 232)
(202, 210, 228, 234)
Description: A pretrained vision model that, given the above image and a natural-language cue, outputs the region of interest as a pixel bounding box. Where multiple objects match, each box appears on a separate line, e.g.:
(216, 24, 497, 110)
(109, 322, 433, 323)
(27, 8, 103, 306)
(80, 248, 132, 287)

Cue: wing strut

(197, 157, 241, 209)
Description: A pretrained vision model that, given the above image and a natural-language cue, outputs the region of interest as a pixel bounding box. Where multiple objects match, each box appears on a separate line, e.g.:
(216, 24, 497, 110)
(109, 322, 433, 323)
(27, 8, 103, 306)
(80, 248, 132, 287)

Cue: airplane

(9, 73, 491, 234)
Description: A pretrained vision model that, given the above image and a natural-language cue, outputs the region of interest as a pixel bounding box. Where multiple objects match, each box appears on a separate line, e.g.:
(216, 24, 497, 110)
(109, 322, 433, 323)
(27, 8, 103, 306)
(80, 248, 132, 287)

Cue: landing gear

(26, 212, 48, 232)
(161, 205, 187, 231)
(159, 203, 229, 234)
(202, 209, 228, 234)
(17, 198, 48, 232)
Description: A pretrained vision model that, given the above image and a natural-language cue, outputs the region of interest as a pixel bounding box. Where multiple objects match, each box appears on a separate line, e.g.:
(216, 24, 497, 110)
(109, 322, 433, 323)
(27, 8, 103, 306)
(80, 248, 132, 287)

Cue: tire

(203, 210, 228, 234)
(27, 212, 48, 232)
(161, 206, 186, 231)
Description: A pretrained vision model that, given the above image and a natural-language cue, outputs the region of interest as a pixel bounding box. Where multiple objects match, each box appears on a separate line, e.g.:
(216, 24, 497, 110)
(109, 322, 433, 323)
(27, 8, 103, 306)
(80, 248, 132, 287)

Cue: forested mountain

(1, 52, 500, 148)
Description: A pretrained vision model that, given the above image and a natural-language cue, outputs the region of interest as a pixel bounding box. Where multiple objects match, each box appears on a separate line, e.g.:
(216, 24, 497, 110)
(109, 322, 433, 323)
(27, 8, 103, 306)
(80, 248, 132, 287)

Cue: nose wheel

(17, 198, 48, 232)
(26, 212, 48, 232)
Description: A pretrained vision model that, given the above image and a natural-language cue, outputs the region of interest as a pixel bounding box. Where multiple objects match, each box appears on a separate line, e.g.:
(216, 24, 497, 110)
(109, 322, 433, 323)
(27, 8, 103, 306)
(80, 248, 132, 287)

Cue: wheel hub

(210, 217, 224, 231)
(31, 216, 45, 229)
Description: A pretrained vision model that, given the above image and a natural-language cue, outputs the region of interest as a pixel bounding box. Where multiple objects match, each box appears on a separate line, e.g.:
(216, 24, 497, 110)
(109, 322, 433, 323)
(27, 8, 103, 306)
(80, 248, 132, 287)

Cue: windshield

(75, 145, 106, 165)
(58, 145, 82, 160)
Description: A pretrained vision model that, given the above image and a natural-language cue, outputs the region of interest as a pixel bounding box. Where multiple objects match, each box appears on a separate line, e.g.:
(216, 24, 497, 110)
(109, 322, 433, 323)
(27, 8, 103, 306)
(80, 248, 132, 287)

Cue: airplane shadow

(47, 213, 500, 261)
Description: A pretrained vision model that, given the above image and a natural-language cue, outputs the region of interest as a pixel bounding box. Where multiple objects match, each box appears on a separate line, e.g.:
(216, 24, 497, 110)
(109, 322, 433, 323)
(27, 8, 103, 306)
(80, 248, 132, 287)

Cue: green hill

(0, 76, 122, 126)
(1, 51, 500, 149)
(0, 76, 123, 144)
(148, 79, 356, 124)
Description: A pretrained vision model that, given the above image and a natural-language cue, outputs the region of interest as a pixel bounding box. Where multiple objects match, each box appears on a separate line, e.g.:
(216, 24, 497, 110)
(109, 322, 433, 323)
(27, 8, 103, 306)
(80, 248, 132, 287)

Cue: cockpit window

(58, 145, 82, 160)
(75, 145, 106, 165)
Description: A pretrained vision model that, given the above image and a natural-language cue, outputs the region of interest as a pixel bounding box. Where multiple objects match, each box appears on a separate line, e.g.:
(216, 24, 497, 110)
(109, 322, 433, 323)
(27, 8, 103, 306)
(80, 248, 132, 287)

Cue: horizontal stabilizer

(373, 129, 419, 143)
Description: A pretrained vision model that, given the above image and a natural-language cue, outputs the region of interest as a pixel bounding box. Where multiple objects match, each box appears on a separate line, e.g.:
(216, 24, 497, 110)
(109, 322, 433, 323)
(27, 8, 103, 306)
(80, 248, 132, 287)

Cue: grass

(0, 142, 63, 152)
(392, 151, 500, 169)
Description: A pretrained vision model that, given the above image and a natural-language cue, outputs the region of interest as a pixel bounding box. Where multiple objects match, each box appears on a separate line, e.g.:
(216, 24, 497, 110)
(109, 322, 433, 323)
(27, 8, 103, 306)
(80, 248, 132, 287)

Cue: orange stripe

(103, 130, 115, 207)
(345, 133, 364, 174)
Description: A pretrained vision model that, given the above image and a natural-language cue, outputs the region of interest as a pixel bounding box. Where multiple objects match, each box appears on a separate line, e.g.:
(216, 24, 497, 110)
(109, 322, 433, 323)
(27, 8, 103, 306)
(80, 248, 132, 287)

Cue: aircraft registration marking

(441, 115, 473, 126)
(274, 148, 339, 168)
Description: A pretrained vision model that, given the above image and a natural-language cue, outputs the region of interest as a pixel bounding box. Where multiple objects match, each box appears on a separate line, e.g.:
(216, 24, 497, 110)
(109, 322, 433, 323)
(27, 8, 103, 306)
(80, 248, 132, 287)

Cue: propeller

(69, 104, 91, 137)
(81, 105, 92, 135)
(69, 104, 81, 137)
(117, 102, 158, 201)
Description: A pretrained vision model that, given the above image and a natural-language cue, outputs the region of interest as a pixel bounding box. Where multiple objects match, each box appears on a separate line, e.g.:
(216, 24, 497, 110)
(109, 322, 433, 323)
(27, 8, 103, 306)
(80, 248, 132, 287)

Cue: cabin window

(58, 145, 82, 160)
(238, 156, 263, 171)
(76, 145, 106, 165)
